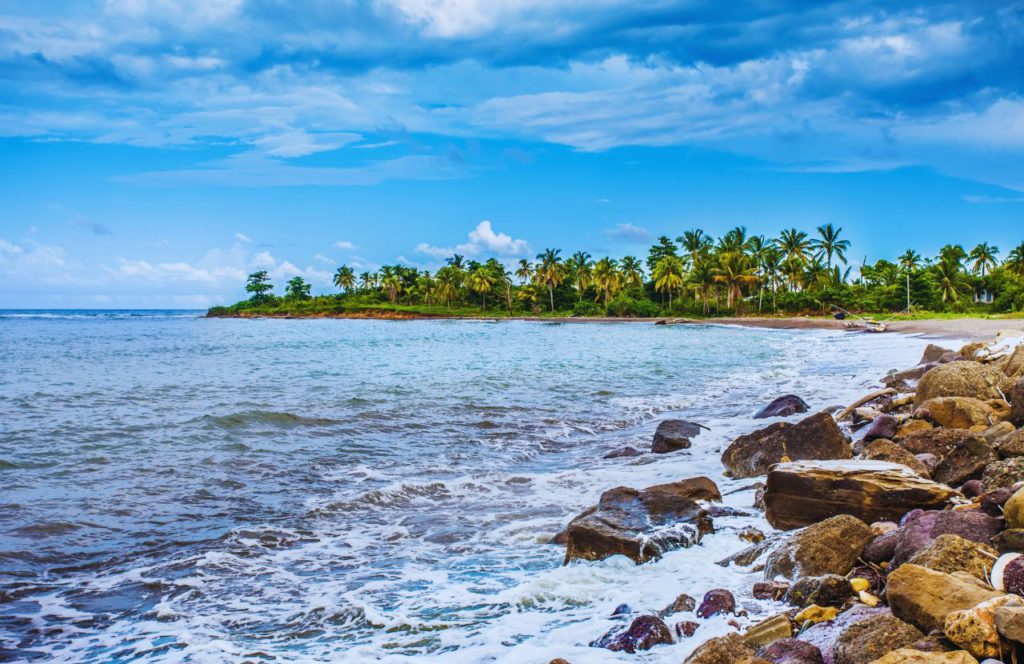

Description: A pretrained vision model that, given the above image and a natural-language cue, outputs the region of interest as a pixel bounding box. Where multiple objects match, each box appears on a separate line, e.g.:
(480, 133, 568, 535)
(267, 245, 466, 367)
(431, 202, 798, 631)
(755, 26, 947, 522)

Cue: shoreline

(210, 310, 1024, 341)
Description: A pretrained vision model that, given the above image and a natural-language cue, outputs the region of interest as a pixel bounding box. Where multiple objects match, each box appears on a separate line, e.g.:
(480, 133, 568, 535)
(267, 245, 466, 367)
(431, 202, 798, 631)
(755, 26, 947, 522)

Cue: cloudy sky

(1, 0, 1023, 307)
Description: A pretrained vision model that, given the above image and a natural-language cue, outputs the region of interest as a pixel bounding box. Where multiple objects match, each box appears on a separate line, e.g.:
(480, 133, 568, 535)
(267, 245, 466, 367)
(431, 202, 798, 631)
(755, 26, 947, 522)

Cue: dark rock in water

(784, 574, 852, 608)
(753, 581, 789, 600)
(891, 509, 1002, 567)
(764, 514, 873, 580)
(659, 593, 696, 617)
(862, 415, 899, 442)
(932, 436, 997, 487)
(563, 478, 718, 564)
(799, 605, 889, 664)
(675, 620, 700, 638)
(722, 412, 850, 479)
(961, 479, 983, 497)
(754, 395, 811, 419)
(684, 633, 755, 663)
(763, 460, 960, 530)
(590, 615, 673, 653)
(993, 528, 1024, 553)
(905, 533, 998, 581)
(718, 539, 773, 568)
(830, 613, 925, 664)
(603, 446, 643, 459)
(758, 638, 824, 664)
(611, 603, 631, 616)
(652, 419, 704, 454)
(982, 457, 1024, 491)
(696, 589, 736, 618)
(704, 505, 750, 518)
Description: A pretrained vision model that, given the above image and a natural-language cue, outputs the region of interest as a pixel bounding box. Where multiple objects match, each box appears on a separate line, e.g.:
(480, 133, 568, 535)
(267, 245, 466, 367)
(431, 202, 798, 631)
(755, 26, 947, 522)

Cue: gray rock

(754, 395, 810, 419)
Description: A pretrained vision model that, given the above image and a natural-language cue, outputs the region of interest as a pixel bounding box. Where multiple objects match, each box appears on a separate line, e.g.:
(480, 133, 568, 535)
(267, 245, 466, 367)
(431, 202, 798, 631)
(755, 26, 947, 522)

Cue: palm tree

(414, 271, 434, 305)
(467, 266, 494, 310)
(591, 257, 621, 305)
(747, 235, 768, 312)
(535, 248, 567, 312)
(935, 258, 968, 303)
(899, 249, 921, 310)
(620, 255, 644, 288)
(939, 244, 967, 270)
(777, 228, 811, 265)
(358, 271, 374, 292)
(333, 265, 355, 292)
(802, 257, 829, 291)
(567, 251, 593, 303)
(652, 255, 684, 309)
(380, 267, 402, 304)
(713, 251, 759, 309)
(810, 223, 850, 269)
(687, 260, 715, 315)
(761, 246, 784, 312)
(515, 259, 533, 284)
(968, 243, 999, 277)
(434, 267, 459, 311)
(717, 226, 750, 254)
(678, 229, 712, 268)
(1006, 242, 1024, 276)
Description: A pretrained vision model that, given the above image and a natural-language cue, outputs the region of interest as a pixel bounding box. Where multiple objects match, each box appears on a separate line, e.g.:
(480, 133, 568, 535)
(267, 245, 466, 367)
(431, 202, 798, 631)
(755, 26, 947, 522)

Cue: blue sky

(1, 0, 1023, 308)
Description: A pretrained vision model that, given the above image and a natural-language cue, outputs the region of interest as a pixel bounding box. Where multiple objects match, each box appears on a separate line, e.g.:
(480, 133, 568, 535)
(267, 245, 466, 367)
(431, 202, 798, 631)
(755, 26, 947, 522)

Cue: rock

(905, 534, 998, 581)
(870, 650, 980, 663)
(864, 529, 901, 564)
(914, 362, 1012, 407)
(799, 605, 889, 663)
(961, 480, 983, 498)
(742, 613, 794, 648)
(755, 395, 811, 419)
(763, 460, 960, 530)
(921, 345, 955, 365)
(994, 604, 1024, 642)
(993, 529, 1024, 553)
(864, 439, 931, 478)
(992, 553, 1024, 594)
(659, 593, 697, 617)
(894, 419, 934, 441)
(590, 614, 674, 653)
(611, 603, 631, 616)
(722, 412, 850, 479)
(563, 478, 717, 564)
(901, 428, 983, 458)
(1001, 343, 1024, 378)
(932, 437, 997, 487)
(549, 660, 571, 664)
(919, 397, 996, 430)
(981, 422, 1016, 446)
(684, 633, 756, 664)
(696, 589, 736, 618)
(652, 419, 703, 454)
(785, 575, 853, 608)
(943, 595, 1020, 659)
(754, 581, 790, 600)
(886, 564, 1003, 633)
(981, 457, 1024, 491)
(741, 527, 767, 543)
(1004, 487, 1024, 529)
(764, 515, 872, 581)
(863, 415, 901, 442)
(832, 613, 925, 664)
(1011, 378, 1024, 427)
(996, 428, 1024, 457)
(980, 484, 1021, 515)
(604, 446, 643, 459)
(675, 620, 700, 638)
(916, 454, 940, 474)
(759, 638, 824, 663)
(794, 605, 838, 626)
(718, 540, 773, 568)
(891, 510, 1003, 567)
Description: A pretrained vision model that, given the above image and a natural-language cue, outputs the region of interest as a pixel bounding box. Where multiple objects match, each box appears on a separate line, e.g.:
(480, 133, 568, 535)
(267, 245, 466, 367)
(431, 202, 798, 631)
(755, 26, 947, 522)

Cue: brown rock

(864, 439, 931, 477)
(943, 594, 1021, 659)
(741, 613, 794, 648)
(914, 361, 1012, 407)
(931, 436, 997, 487)
(764, 514, 873, 580)
(758, 637, 823, 663)
(886, 564, 1003, 634)
(763, 460, 960, 531)
(1011, 377, 1024, 427)
(832, 613, 925, 664)
(754, 394, 811, 419)
(721, 412, 850, 479)
(1002, 343, 1024, 378)
(869, 650, 979, 663)
(921, 344, 955, 365)
(997, 427, 1024, 457)
(799, 605, 889, 662)
(993, 529, 1024, 553)
(981, 457, 1024, 491)
(919, 397, 996, 430)
(982, 421, 1016, 445)
(684, 633, 756, 664)
(994, 603, 1024, 642)
(652, 419, 703, 454)
(900, 429, 980, 458)
(894, 419, 933, 441)
(891, 510, 1002, 567)
(659, 593, 697, 617)
(905, 534, 998, 581)
(590, 614, 674, 653)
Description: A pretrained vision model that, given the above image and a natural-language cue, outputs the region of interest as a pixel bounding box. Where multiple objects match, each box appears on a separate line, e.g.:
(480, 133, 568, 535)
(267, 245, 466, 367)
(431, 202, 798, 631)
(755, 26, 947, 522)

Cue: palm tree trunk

(549, 285, 554, 312)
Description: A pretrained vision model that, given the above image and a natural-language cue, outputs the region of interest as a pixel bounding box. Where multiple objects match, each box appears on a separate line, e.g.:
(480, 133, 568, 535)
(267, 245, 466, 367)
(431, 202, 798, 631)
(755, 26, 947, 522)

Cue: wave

(197, 410, 343, 429)
(0, 309, 202, 320)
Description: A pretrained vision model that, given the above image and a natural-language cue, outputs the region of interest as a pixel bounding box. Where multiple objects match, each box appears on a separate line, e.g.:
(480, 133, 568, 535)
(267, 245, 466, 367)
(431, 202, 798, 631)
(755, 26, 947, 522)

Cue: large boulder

(754, 394, 810, 419)
(863, 439, 930, 478)
(831, 613, 925, 664)
(918, 397, 995, 430)
(905, 534, 999, 581)
(763, 460, 960, 530)
(886, 564, 1003, 634)
(914, 361, 1012, 407)
(891, 510, 1003, 567)
(764, 515, 873, 580)
(931, 436, 997, 487)
(920, 344, 955, 365)
(899, 429, 982, 459)
(563, 478, 717, 564)
(722, 412, 850, 479)
(799, 605, 889, 663)
(652, 419, 703, 454)
(943, 594, 1020, 660)
(590, 614, 674, 653)
(684, 633, 756, 663)
(862, 415, 900, 442)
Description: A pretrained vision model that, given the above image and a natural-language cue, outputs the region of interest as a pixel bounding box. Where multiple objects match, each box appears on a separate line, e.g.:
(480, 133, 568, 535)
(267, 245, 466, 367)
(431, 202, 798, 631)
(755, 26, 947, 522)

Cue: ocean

(0, 311, 932, 663)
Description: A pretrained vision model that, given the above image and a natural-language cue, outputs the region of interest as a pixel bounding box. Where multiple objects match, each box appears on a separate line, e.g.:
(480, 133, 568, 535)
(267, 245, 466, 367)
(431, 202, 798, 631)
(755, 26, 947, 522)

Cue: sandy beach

(694, 316, 1024, 341)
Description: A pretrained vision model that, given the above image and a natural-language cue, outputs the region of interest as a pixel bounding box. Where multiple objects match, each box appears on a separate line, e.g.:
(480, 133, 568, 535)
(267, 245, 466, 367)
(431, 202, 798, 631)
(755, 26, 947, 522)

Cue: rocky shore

(547, 329, 1024, 663)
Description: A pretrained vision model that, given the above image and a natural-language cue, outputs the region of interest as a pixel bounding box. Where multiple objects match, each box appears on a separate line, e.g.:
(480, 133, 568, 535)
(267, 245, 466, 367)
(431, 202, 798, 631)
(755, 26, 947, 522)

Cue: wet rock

(870, 650, 980, 663)
(722, 412, 850, 479)
(659, 593, 696, 617)
(741, 527, 767, 543)
(918, 397, 996, 430)
(604, 446, 643, 459)
(916, 453, 940, 474)
(864, 415, 900, 442)
(996, 428, 1024, 458)
(652, 419, 704, 454)
(864, 439, 931, 478)
(563, 478, 718, 564)
(611, 603, 632, 616)
(675, 620, 700, 638)
(696, 589, 736, 618)
(921, 344, 956, 365)
(755, 395, 811, 419)
(794, 605, 838, 626)
(763, 460, 960, 530)
(799, 605, 889, 663)
(718, 539, 773, 568)
(981, 457, 1024, 492)
(943, 595, 1021, 659)
(832, 613, 925, 664)
(886, 564, 1003, 633)
(932, 437, 997, 487)
(914, 361, 1012, 407)
(784, 575, 852, 608)
(906, 534, 999, 581)
(764, 514, 873, 580)
(754, 581, 790, 601)
(684, 633, 756, 663)
(590, 614, 674, 653)
(743, 613, 795, 648)
(758, 638, 824, 664)
(891, 510, 1003, 567)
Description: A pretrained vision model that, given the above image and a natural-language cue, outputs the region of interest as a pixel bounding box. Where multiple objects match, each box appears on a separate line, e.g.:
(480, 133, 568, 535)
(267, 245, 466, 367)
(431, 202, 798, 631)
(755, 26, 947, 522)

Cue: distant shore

(208, 309, 1024, 341)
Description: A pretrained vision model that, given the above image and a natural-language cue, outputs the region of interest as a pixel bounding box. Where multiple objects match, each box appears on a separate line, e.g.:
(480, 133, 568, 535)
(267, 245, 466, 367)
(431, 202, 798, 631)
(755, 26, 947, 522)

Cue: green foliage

(284, 276, 312, 301)
(571, 300, 603, 317)
(245, 270, 274, 303)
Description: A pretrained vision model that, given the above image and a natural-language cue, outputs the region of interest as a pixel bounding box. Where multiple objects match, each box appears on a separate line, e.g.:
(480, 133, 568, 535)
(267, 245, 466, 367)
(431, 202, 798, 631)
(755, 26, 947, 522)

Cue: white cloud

(604, 222, 651, 243)
(314, 253, 335, 265)
(415, 220, 530, 259)
(234, 232, 252, 243)
(335, 240, 357, 250)
(0, 239, 24, 257)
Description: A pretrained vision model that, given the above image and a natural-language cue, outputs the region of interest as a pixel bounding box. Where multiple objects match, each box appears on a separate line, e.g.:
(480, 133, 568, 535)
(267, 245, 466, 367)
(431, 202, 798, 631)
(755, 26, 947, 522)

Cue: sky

(1, 1, 1023, 308)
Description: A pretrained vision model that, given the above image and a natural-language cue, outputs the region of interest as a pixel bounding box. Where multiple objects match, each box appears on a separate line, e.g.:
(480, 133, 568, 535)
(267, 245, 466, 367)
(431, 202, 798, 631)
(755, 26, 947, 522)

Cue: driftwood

(836, 388, 897, 422)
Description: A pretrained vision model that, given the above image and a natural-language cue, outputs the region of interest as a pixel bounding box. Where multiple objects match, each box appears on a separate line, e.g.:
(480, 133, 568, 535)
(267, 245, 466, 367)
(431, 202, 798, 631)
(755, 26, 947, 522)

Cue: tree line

(224, 224, 1024, 317)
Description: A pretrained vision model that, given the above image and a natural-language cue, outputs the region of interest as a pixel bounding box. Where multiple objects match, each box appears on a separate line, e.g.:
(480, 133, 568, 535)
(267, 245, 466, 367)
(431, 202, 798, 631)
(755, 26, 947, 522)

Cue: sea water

(0, 311, 933, 663)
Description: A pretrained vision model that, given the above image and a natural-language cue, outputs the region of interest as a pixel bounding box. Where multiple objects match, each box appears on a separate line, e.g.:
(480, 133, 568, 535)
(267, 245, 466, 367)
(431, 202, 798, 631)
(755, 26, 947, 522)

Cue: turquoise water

(0, 311, 929, 662)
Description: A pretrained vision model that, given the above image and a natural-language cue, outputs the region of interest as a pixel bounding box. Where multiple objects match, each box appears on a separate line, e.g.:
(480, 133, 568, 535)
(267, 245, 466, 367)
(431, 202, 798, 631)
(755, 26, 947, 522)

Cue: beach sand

(694, 316, 1024, 340)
